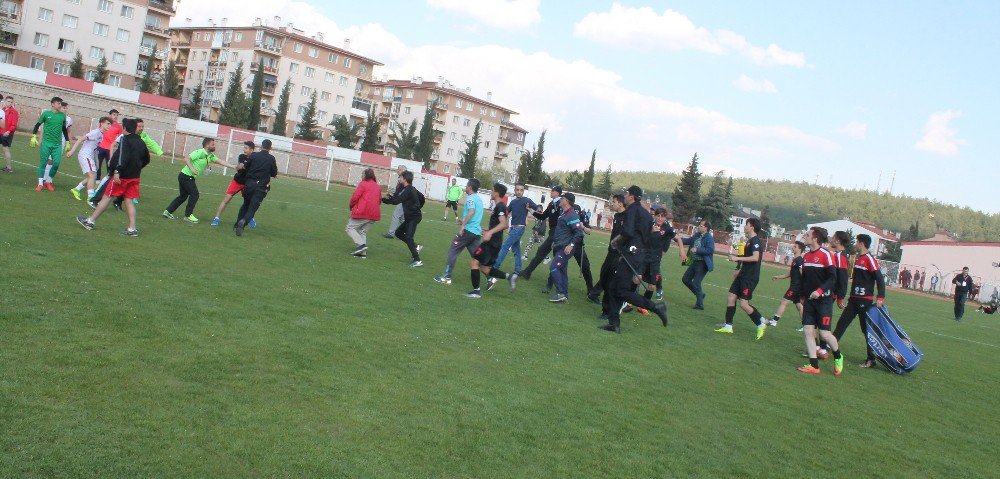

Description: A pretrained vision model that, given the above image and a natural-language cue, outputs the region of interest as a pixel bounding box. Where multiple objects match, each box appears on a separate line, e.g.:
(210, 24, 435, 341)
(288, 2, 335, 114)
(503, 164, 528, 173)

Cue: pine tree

(387, 121, 418, 159)
(246, 58, 265, 131)
(698, 170, 728, 230)
(529, 130, 546, 184)
(93, 56, 109, 84)
(330, 115, 361, 148)
(358, 108, 381, 153)
(759, 205, 772, 238)
(414, 101, 438, 170)
(138, 49, 157, 93)
(182, 84, 203, 119)
(458, 121, 481, 178)
(564, 170, 584, 191)
(218, 61, 248, 127)
(671, 153, 702, 223)
(271, 80, 292, 136)
(159, 57, 182, 99)
(69, 50, 85, 79)
(596, 164, 614, 198)
(294, 91, 321, 141)
(581, 150, 596, 194)
(724, 176, 734, 211)
(515, 150, 532, 183)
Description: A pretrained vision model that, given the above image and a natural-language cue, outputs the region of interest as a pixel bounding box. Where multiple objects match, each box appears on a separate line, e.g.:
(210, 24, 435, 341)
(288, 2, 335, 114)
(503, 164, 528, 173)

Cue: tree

(246, 58, 265, 131)
(69, 50, 85, 79)
(218, 61, 248, 127)
(458, 120, 482, 178)
(271, 80, 292, 136)
(563, 170, 584, 191)
(358, 108, 381, 153)
(907, 221, 921, 241)
(387, 121, 418, 159)
(159, 57, 182, 99)
(759, 205, 772, 238)
(182, 84, 203, 119)
(138, 48, 158, 93)
(414, 101, 438, 170)
(580, 150, 596, 195)
(698, 170, 729, 230)
(515, 151, 532, 183)
(93, 56, 109, 84)
(294, 91, 321, 141)
(724, 176, 734, 212)
(880, 241, 902, 262)
(671, 153, 702, 223)
(595, 164, 614, 198)
(329, 115, 361, 148)
(528, 130, 547, 184)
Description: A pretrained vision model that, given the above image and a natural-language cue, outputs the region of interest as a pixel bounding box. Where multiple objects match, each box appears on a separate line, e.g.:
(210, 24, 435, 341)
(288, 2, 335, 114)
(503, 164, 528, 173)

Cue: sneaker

(859, 359, 876, 369)
(486, 277, 498, 291)
(508, 273, 518, 292)
(409, 260, 423, 268)
(543, 257, 551, 265)
(211, 217, 220, 226)
(653, 302, 669, 327)
(834, 356, 844, 376)
(598, 324, 621, 334)
(817, 349, 830, 360)
(132, 199, 139, 205)
(88, 200, 98, 209)
(354, 253, 367, 259)
(714, 326, 734, 334)
(465, 290, 482, 299)
(768, 319, 779, 327)
(549, 293, 568, 303)
(76, 216, 94, 230)
(587, 294, 601, 305)
(249, 219, 256, 229)
(434, 275, 452, 285)
(351, 244, 368, 256)
(655, 291, 663, 301)
(756, 323, 767, 340)
(636, 307, 650, 315)
(44, 182, 54, 191)
(796, 326, 804, 332)
(797, 365, 821, 375)
(234, 219, 245, 236)
(71, 188, 82, 201)
(35, 184, 43, 191)
(621, 305, 634, 314)
(184, 215, 199, 224)
(113, 202, 123, 212)
(162, 210, 175, 220)
(120, 229, 139, 237)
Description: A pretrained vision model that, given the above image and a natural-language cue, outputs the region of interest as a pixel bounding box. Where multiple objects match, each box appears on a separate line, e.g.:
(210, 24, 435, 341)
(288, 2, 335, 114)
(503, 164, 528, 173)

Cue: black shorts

(445, 200, 459, 210)
(0, 133, 12, 147)
(97, 147, 110, 161)
(729, 276, 759, 300)
(473, 243, 499, 267)
(802, 298, 834, 330)
(783, 288, 802, 304)
(642, 259, 662, 284)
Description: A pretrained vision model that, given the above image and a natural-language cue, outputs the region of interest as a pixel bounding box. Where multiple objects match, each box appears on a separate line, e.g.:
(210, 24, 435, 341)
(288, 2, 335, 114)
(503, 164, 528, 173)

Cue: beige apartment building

(0, 0, 174, 88)
(169, 17, 382, 136)
(369, 78, 528, 177)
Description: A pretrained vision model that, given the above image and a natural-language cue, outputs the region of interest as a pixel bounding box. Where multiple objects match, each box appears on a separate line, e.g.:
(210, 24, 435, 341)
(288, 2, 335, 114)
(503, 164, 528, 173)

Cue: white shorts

(79, 154, 97, 174)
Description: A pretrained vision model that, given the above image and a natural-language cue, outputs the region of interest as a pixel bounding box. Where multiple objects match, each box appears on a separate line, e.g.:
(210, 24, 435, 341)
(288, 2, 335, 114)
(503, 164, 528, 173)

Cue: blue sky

(176, 1, 1000, 213)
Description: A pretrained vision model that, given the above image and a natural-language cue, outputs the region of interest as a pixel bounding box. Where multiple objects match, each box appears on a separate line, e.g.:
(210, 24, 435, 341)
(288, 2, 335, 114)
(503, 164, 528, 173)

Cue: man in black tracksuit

(953, 267, 975, 321)
(589, 194, 625, 317)
(233, 139, 277, 236)
(600, 185, 667, 333)
(381, 170, 424, 267)
(519, 186, 564, 281)
(643, 207, 676, 301)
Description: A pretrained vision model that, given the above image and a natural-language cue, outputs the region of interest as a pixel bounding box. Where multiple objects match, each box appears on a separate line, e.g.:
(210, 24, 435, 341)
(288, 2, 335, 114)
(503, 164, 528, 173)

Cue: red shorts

(225, 179, 244, 196)
(105, 178, 140, 199)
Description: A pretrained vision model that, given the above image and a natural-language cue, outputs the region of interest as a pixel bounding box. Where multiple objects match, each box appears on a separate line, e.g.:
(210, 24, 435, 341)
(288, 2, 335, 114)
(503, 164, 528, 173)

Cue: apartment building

(369, 78, 527, 177)
(169, 17, 382, 136)
(0, 0, 174, 89)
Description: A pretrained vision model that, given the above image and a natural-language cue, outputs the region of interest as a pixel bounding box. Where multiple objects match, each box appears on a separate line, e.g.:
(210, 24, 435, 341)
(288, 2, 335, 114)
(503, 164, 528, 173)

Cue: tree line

(67, 48, 183, 98)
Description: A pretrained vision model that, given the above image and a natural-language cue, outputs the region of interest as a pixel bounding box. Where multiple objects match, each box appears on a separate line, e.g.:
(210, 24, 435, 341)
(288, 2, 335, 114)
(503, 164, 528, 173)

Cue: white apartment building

(170, 17, 382, 136)
(369, 78, 527, 176)
(0, 0, 174, 88)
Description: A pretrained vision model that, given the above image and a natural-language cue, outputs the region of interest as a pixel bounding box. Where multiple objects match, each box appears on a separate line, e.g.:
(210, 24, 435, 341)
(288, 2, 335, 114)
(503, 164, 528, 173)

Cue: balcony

(147, 0, 176, 14)
(138, 46, 168, 59)
(432, 101, 447, 110)
(261, 107, 277, 116)
(382, 95, 403, 103)
(175, 57, 188, 66)
(207, 60, 227, 68)
(254, 41, 282, 54)
(143, 24, 170, 38)
(0, 10, 18, 22)
(249, 63, 279, 75)
(352, 97, 372, 112)
(205, 78, 224, 88)
(0, 33, 17, 48)
(173, 39, 191, 47)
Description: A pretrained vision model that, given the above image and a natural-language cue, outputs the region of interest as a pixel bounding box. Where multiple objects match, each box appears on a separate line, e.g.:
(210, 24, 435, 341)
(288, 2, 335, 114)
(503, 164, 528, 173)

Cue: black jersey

(788, 255, 804, 290)
(646, 222, 676, 262)
(851, 253, 886, 300)
(800, 247, 836, 299)
(608, 212, 625, 252)
(834, 250, 850, 300)
(737, 236, 763, 280)
(486, 202, 508, 248)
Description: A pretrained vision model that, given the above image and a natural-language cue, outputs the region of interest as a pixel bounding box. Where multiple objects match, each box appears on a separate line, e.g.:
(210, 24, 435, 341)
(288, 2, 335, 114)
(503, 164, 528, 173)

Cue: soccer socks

(772, 315, 780, 323)
(810, 358, 820, 369)
(75, 180, 86, 190)
(725, 306, 737, 325)
(471, 269, 481, 290)
(486, 268, 508, 280)
(748, 307, 764, 326)
(832, 349, 842, 360)
(43, 164, 52, 181)
(38, 178, 44, 186)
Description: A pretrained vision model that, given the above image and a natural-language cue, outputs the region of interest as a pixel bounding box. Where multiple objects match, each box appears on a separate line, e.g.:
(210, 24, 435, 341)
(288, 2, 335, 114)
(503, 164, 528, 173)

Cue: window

(117, 29, 129, 42)
(447, 148, 454, 156)
(53, 63, 70, 75)
(452, 116, 458, 124)
(289, 62, 299, 73)
(234, 32, 242, 42)
(455, 99, 462, 108)
(301, 86, 311, 96)
(305, 67, 315, 78)
(328, 53, 338, 63)
(403, 106, 411, 114)
(93, 23, 109, 37)
(108, 75, 121, 87)
(461, 135, 468, 142)
(463, 119, 471, 127)
(294, 42, 302, 53)
(57, 39, 74, 52)
(30, 57, 45, 70)
(480, 107, 487, 115)
(490, 110, 497, 118)
(485, 141, 490, 148)
(517, 132, 524, 141)
(343, 58, 352, 68)
(444, 165, 450, 174)
(325, 72, 334, 83)
(62, 15, 78, 28)
(309, 47, 318, 58)
(86, 70, 97, 81)
(321, 91, 331, 101)
(194, 32, 201, 41)
(466, 103, 472, 111)
(297, 105, 307, 116)
(360, 64, 368, 75)
(98, 0, 112, 13)
(90, 46, 104, 59)
(0, 52, 9, 64)
(339, 76, 347, 86)
(318, 110, 327, 121)
(33, 33, 49, 47)
(488, 125, 494, 133)
(120, 5, 133, 19)
(335, 95, 344, 104)
(66, 0, 81, 3)
(204, 32, 212, 41)
(37, 8, 53, 22)
(449, 132, 457, 140)
(405, 90, 414, 99)
(112, 52, 125, 64)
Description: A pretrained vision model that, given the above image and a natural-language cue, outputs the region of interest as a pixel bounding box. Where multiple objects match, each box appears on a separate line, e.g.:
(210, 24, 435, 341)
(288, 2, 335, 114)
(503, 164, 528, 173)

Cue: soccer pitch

(1, 146, 997, 478)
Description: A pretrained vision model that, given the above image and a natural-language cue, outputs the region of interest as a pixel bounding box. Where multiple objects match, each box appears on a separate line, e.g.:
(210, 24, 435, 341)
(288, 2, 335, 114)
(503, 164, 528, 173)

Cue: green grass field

(1, 142, 998, 478)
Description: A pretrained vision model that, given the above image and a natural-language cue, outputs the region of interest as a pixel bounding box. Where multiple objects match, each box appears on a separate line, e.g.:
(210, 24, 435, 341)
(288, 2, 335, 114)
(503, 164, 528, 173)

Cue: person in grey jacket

(677, 220, 715, 310)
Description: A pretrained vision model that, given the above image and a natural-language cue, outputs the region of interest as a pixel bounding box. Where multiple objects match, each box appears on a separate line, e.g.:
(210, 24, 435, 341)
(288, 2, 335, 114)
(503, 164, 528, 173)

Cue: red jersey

(800, 247, 837, 300)
(851, 253, 886, 300)
(99, 122, 122, 150)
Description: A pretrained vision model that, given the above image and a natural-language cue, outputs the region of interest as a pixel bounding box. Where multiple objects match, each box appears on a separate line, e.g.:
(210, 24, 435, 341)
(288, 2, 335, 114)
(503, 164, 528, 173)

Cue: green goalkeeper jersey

(37, 110, 67, 144)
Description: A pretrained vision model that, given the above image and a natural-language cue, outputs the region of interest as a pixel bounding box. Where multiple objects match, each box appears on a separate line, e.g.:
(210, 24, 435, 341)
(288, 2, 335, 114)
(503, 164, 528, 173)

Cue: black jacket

(109, 134, 150, 179)
(953, 274, 975, 294)
(615, 202, 653, 256)
(382, 184, 423, 220)
(245, 151, 278, 185)
(533, 199, 561, 231)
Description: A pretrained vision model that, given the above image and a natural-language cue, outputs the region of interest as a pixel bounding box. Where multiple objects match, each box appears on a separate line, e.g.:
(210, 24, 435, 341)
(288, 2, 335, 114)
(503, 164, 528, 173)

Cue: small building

(900, 241, 1000, 300)
(806, 219, 899, 257)
(729, 206, 760, 238)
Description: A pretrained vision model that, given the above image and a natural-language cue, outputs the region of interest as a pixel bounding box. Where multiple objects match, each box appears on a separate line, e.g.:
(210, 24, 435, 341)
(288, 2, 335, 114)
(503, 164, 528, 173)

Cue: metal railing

(254, 41, 282, 54)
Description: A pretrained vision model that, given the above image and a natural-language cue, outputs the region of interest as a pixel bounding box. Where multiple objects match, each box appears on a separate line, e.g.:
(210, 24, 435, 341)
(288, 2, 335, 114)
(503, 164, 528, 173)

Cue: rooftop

(374, 79, 518, 115)
(171, 25, 384, 66)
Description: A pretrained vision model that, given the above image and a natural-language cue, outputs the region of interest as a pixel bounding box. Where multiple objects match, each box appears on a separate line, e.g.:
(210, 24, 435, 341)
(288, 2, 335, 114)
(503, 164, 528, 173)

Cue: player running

(434, 179, 483, 285)
(770, 241, 806, 326)
(211, 141, 256, 226)
(443, 177, 463, 222)
(66, 117, 112, 202)
(75, 118, 150, 236)
(163, 138, 236, 224)
(381, 170, 425, 267)
(29, 97, 70, 191)
(716, 218, 768, 339)
(467, 183, 518, 297)
(797, 226, 845, 375)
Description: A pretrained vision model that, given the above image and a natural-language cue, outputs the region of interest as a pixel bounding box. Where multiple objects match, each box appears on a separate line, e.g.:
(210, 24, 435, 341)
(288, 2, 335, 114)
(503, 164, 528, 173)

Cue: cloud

(426, 0, 541, 30)
(733, 74, 778, 94)
(914, 110, 965, 156)
(834, 121, 868, 140)
(573, 3, 806, 67)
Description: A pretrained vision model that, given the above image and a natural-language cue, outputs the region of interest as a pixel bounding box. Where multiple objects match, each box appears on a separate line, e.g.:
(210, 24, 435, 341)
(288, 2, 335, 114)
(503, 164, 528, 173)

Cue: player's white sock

(76, 181, 86, 190)
(87, 189, 95, 198)
(43, 164, 52, 181)
(38, 178, 44, 186)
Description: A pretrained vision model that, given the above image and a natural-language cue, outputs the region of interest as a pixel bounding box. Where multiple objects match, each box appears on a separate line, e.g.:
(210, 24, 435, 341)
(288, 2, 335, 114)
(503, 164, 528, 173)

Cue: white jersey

(77, 128, 103, 173)
(62, 116, 73, 146)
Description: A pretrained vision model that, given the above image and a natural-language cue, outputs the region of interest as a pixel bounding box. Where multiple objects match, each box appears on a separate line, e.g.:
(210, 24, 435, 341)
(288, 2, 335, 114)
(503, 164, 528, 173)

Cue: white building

(805, 219, 900, 257)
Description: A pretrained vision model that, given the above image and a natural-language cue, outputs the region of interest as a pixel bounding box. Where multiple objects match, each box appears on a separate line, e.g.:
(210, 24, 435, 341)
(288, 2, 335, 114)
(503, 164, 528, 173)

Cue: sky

(172, 1, 1000, 214)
